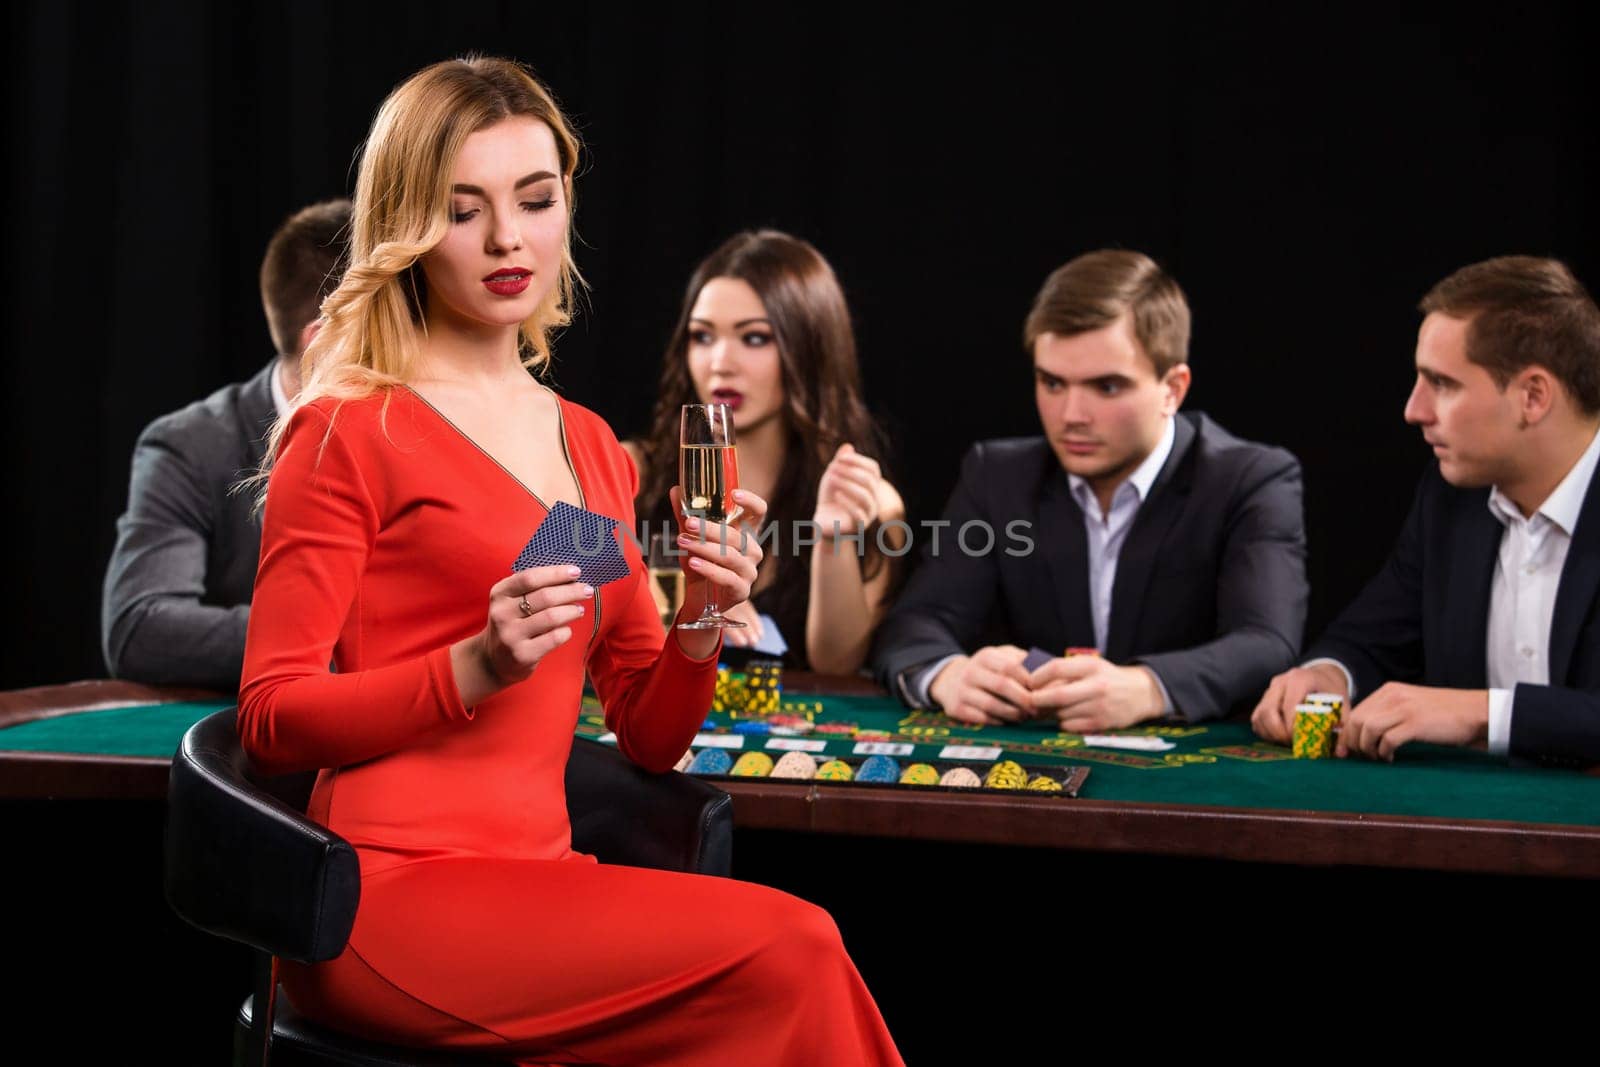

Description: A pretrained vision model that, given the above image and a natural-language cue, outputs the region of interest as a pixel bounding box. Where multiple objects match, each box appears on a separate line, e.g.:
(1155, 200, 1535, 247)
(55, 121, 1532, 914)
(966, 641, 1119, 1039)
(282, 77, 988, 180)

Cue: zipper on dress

(549, 395, 604, 652)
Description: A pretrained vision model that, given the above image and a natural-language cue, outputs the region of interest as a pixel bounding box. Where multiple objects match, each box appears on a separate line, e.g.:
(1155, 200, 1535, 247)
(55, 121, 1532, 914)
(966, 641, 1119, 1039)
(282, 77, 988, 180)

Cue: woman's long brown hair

(636, 230, 894, 629)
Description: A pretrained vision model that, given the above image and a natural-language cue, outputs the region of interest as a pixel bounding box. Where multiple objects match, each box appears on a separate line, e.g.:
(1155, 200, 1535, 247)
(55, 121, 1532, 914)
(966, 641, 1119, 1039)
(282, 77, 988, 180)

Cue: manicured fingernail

(688, 557, 705, 569)
(577, 584, 593, 597)
(565, 566, 582, 578)
(677, 535, 693, 547)
(684, 517, 701, 532)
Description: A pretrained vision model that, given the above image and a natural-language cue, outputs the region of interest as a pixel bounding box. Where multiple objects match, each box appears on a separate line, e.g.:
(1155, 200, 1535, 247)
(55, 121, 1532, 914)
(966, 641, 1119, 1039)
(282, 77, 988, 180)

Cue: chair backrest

(164, 708, 359, 963)
(565, 737, 734, 876)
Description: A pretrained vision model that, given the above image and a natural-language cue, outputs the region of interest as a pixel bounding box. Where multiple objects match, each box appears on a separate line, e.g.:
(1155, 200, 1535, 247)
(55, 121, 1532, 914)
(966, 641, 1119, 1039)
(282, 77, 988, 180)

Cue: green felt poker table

(2, 674, 1596, 878)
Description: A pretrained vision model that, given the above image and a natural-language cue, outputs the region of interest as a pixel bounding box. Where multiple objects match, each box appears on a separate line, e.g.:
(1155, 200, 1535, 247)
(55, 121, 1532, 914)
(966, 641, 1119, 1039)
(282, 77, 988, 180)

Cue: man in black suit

(872, 250, 1307, 728)
(101, 199, 351, 690)
(1254, 256, 1600, 767)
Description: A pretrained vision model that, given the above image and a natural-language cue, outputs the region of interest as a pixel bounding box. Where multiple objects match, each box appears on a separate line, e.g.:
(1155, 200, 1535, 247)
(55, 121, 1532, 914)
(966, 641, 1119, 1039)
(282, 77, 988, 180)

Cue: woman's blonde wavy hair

(252, 55, 583, 495)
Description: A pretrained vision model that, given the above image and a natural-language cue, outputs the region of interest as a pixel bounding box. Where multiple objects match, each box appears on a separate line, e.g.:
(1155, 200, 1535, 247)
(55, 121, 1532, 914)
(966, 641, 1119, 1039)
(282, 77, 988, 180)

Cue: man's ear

(1161, 363, 1192, 414)
(296, 319, 323, 357)
(1513, 365, 1556, 429)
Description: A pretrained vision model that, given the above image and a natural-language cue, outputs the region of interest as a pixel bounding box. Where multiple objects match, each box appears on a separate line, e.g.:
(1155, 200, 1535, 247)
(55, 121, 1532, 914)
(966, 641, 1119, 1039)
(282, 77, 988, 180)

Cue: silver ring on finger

(518, 596, 534, 618)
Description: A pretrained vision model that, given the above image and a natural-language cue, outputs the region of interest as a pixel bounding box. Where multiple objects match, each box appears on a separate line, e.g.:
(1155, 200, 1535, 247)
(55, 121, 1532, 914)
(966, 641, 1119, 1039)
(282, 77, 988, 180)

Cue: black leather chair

(165, 708, 733, 1066)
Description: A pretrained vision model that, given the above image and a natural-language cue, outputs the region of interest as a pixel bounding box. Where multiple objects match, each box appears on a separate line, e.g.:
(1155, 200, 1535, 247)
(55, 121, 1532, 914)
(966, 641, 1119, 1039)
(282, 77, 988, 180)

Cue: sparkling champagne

(676, 403, 745, 630)
(679, 443, 739, 522)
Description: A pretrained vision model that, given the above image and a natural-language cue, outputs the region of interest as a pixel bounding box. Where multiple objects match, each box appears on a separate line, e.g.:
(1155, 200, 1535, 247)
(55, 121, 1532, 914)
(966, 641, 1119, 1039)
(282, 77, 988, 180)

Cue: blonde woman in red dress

(237, 56, 902, 1067)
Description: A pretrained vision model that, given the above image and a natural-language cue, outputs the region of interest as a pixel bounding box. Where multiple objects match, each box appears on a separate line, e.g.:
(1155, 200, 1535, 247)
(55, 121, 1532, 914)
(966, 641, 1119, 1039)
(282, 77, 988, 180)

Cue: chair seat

(237, 990, 518, 1066)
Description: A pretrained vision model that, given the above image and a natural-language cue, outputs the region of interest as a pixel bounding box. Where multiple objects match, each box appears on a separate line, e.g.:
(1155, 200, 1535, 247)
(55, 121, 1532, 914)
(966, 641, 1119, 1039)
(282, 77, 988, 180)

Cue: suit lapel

(1105, 417, 1196, 662)
(1036, 471, 1097, 649)
(1453, 498, 1502, 686)
(240, 361, 279, 472)
(1550, 470, 1600, 683)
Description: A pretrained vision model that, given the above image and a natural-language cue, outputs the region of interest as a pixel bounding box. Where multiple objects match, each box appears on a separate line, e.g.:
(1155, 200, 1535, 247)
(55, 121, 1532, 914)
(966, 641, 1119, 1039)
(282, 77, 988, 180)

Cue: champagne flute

(677, 403, 746, 630)
(646, 531, 687, 631)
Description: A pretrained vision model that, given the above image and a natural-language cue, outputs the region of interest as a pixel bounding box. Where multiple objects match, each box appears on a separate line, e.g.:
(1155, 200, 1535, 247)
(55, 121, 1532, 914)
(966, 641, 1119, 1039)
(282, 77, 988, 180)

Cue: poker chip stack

(815, 759, 854, 781)
(1305, 692, 1345, 715)
(745, 658, 783, 715)
(711, 665, 748, 714)
(983, 760, 1029, 790)
(1292, 693, 1343, 759)
(730, 751, 774, 777)
(856, 755, 900, 783)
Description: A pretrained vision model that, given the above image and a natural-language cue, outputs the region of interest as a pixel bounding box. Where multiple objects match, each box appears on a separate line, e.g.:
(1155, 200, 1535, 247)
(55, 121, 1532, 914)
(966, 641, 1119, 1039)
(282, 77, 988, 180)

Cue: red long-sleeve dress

(237, 386, 902, 1067)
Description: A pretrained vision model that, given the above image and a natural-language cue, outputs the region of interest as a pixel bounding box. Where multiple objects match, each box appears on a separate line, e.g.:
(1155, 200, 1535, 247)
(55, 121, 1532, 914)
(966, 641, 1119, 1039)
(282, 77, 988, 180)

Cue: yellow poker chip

(815, 759, 855, 781)
(983, 760, 1029, 789)
(730, 751, 775, 777)
(1025, 774, 1063, 792)
(899, 763, 940, 786)
(1292, 705, 1338, 759)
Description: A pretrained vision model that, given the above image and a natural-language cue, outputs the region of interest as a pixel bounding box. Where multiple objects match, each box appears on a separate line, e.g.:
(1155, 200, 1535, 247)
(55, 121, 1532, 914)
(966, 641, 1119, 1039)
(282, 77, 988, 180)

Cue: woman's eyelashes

(687, 329, 774, 348)
(450, 197, 557, 224)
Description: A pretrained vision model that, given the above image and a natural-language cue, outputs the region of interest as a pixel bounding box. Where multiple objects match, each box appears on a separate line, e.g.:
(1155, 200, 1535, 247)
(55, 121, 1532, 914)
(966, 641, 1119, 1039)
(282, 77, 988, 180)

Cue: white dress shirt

(1311, 426, 1599, 755)
(270, 358, 292, 419)
(904, 418, 1179, 710)
(1067, 417, 1177, 654)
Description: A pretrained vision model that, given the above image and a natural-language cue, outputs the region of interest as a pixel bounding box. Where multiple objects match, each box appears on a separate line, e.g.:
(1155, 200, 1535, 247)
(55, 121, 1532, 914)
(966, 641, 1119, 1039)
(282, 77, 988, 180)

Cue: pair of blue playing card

(511, 501, 631, 586)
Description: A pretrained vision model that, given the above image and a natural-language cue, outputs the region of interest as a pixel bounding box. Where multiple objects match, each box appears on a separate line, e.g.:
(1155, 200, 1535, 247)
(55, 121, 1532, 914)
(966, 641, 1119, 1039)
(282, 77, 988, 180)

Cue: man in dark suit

(101, 199, 351, 690)
(872, 250, 1307, 728)
(1254, 256, 1600, 767)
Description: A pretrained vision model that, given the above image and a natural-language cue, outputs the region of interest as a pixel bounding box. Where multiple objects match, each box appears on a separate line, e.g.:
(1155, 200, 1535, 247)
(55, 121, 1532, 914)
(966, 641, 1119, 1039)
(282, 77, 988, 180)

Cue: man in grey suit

(102, 199, 351, 690)
(872, 250, 1307, 728)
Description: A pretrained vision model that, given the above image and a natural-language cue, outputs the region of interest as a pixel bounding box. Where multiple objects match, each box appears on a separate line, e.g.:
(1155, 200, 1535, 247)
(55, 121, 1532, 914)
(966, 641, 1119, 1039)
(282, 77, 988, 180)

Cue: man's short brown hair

(259, 199, 353, 358)
(1420, 255, 1600, 416)
(1023, 250, 1191, 376)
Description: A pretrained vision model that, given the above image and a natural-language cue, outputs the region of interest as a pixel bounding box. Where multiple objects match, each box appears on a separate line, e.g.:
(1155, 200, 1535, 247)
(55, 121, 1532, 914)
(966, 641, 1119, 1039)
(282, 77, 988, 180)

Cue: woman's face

(685, 276, 785, 435)
(420, 116, 568, 334)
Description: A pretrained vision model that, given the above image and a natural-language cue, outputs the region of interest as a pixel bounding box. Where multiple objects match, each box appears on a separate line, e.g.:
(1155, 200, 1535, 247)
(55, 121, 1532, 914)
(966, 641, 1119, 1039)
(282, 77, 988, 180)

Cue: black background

(5, 3, 1595, 685)
(5, 2, 1599, 1056)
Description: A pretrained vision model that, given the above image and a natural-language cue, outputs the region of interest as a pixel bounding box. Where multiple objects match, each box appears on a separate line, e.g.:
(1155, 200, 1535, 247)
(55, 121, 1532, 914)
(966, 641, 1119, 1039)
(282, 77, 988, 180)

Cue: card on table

(1023, 647, 1054, 673)
(750, 613, 788, 657)
(511, 501, 631, 586)
(1083, 734, 1176, 752)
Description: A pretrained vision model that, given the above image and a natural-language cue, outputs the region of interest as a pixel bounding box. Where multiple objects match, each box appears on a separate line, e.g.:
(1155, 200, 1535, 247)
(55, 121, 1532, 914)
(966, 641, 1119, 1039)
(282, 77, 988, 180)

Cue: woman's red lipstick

(483, 268, 532, 296)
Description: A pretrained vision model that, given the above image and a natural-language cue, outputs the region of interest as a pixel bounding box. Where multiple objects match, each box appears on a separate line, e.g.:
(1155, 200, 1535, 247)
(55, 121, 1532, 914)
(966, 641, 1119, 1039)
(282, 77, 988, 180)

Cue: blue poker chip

(686, 748, 733, 775)
(856, 755, 900, 783)
(701, 719, 718, 730)
(733, 721, 771, 735)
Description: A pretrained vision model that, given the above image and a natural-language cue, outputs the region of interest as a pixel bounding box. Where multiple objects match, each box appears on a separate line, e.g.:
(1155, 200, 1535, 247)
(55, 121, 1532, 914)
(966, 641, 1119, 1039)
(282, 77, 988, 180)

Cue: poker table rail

(2, 677, 1597, 879)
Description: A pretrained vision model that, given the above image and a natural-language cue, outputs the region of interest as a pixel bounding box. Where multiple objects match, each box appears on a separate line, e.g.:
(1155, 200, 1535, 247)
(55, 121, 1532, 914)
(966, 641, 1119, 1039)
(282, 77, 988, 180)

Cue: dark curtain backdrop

(5, 1, 1594, 689)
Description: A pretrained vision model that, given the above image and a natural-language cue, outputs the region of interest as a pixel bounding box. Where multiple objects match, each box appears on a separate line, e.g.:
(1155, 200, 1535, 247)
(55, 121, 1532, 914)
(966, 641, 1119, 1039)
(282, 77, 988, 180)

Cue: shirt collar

(269, 358, 292, 420)
(1487, 424, 1600, 535)
(1067, 416, 1177, 510)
